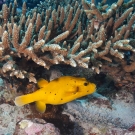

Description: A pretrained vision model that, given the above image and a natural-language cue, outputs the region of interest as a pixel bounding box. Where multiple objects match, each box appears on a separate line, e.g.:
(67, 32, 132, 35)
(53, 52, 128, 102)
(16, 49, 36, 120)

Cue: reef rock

(63, 90, 135, 135)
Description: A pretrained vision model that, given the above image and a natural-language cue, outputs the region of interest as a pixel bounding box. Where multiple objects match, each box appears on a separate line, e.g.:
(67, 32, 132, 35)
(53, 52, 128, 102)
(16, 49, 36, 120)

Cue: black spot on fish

(45, 92, 46, 94)
(50, 92, 51, 93)
(61, 98, 63, 100)
(55, 94, 56, 95)
(87, 90, 89, 92)
(84, 82, 88, 86)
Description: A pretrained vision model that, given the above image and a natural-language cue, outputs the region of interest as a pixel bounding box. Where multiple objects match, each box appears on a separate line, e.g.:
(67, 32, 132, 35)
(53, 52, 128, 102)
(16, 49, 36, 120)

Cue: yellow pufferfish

(15, 76, 96, 113)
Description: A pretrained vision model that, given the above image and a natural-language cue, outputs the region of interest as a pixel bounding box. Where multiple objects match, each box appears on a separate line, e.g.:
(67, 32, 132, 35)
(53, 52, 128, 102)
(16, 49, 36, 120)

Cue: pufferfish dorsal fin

(37, 78, 49, 88)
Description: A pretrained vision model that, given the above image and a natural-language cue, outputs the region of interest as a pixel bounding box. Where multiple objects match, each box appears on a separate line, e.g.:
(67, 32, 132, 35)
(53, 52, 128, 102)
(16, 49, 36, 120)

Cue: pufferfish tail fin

(14, 94, 34, 106)
(35, 101, 46, 113)
(15, 90, 45, 107)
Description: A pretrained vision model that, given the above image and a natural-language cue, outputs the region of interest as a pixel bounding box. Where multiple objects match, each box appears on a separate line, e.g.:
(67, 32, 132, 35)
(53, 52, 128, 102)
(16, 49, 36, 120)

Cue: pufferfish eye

(84, 82, 88, 86)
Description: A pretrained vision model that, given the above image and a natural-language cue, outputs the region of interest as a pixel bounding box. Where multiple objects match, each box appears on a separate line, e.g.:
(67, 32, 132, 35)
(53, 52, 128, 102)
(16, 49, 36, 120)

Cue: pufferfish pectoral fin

(35, 101, 46, 113)
(65, 86, 80, 96)
(37, 78, 49, 88)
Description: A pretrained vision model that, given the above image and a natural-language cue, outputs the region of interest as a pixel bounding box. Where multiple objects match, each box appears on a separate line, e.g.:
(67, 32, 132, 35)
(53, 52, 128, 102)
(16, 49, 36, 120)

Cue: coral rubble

(16, 119, 60, 135)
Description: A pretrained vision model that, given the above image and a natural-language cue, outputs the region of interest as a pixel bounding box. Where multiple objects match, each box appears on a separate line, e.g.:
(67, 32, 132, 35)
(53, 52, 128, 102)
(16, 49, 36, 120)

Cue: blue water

(87, 0, 128, 5)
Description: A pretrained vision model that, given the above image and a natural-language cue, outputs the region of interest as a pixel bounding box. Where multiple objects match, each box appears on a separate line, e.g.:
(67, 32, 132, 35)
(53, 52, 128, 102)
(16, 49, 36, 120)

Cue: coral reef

(0, 0, 134, 86)
(0, 0, 93, 83)
(1, 73, 135, 135)
(82, 0, 135, 76)
(0, 0, 135, 134)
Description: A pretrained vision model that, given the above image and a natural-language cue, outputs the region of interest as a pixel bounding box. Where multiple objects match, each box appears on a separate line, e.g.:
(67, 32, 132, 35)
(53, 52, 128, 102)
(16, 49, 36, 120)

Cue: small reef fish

(15, 76, 96, 113)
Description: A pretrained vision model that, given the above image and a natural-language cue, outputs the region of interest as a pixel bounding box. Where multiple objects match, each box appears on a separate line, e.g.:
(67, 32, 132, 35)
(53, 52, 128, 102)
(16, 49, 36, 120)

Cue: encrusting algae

(15, 76, 96, 113)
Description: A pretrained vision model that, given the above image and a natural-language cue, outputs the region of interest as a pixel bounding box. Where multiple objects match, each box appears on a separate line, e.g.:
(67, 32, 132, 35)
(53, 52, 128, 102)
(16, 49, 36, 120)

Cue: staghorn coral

(0, 0, 135, 87)
(0, 0, 92, 83)
(82, 0, 135, 65)
(80, 0, 135, 86)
